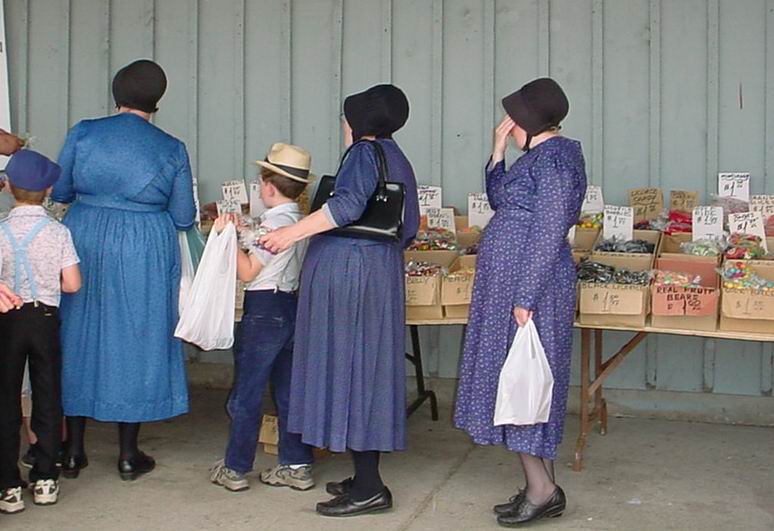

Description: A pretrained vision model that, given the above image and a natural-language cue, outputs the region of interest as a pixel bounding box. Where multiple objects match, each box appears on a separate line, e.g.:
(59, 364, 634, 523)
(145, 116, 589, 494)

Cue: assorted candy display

(594, 237, 656, 254)
(680, 238, 726, 257)
(577, 212, 603, 229)
(463, 243, 479, 255)
(725, 234, 769, 260)
(653, 270, 702, 288)
(577, 261, 651, 286)
(407, 228, 461, 251)
(405, 261, 446, 277)
(721, 261, 774, 291)
(236, 217, 272, 254)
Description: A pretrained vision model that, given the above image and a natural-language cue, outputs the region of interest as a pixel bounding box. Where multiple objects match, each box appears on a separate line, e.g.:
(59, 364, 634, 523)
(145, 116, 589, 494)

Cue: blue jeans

(224, 290, 313, 473)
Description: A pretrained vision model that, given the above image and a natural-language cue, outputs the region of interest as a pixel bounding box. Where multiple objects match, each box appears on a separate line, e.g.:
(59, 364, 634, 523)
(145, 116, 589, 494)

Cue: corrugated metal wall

(4, 0, 774, 398)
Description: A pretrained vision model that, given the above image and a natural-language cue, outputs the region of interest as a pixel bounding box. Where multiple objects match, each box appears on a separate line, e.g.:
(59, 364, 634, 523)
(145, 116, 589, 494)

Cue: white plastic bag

(493, 320, 554, 426)
(175, 223, 237, 350)
(178, 231, 195, 316)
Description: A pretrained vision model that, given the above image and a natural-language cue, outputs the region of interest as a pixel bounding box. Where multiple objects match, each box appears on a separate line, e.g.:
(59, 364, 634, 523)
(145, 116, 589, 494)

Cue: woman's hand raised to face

(492, 116, 516, 164)
(0, 129, 24, 156)
(258, 226, 296, 255)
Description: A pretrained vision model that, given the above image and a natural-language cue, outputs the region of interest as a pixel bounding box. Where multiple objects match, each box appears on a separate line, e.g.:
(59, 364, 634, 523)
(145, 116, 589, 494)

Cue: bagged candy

(680, 237, 726, 257)
(594, 237, 655, 254)
(721, 261, 774, 291)
(725, 234, 767, 260)
(577, 261, 651, 286)
(654, 270, 702, 288)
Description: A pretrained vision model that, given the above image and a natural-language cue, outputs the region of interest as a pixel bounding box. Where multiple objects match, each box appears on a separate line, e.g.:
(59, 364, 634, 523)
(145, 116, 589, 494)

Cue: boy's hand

(0, 283, 23, 312)
(0, 129, 24, 156)
(213, 214, 236, 234)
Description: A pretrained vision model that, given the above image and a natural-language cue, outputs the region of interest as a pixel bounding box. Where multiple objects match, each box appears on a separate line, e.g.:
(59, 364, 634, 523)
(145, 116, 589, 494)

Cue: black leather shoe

(325, 477, 354, 496)
(316, 487, 393, 517)
(497, 486, 566, 527)
(493, 489, 526, 515)
(117, 452, 155, 481)
(62, 455, 89, 479)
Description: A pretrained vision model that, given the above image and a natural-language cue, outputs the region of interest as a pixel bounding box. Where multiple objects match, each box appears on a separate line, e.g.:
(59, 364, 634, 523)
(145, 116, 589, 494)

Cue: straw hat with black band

(255, 143, 314, 184)
(501, 77, 569, 151)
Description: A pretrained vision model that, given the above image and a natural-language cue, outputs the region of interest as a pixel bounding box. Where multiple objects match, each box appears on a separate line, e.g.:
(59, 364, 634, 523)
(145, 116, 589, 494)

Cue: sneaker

(0, 487, 25, 514)
(20, 446, 35, 469)
(31, 479, 59, 506)
(259, 464, 314, 491)
(209, 460, 249, 492)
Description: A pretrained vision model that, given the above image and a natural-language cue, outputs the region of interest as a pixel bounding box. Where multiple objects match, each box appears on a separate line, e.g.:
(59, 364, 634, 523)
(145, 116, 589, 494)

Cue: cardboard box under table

(441, 255, 476, 319)
(404, 250, 458, 320)
(720, 260, 774, 334)
(651, 257, 720, 332)
(580, 232, 659, 327)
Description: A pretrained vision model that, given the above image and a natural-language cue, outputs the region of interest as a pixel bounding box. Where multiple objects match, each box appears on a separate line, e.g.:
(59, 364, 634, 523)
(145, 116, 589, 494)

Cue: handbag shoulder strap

(334, 139, 390, 192)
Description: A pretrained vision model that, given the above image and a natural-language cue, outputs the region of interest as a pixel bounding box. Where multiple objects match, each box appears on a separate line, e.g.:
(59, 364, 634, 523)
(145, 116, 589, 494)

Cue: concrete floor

(4, 387, 774, 531)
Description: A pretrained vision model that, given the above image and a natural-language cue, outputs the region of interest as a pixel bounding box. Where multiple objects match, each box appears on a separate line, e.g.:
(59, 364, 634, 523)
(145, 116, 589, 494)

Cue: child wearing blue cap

(0, 150, 81, 514)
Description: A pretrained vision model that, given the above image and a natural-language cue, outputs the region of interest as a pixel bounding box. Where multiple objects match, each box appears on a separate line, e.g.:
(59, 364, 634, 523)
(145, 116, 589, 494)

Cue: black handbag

(310, 140, 405, 242)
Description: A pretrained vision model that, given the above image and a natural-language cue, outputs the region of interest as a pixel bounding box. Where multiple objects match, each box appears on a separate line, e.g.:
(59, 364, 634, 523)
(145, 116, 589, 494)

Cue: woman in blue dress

(52, 60, 196, 481)
(454, 78, 586, 527)
(260, 84, 419, 518)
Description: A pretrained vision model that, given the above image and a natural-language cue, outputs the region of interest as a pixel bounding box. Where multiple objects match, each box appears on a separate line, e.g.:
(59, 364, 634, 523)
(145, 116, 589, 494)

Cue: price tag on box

(222, 180, 249, 204)
(692, 206, 724, 241)
(426, 207, 456, 232)
(467, 193, 494, 229)
(582, 185, 604, 214)
(718, 172, 750, 203)
(728, 211, 768, 251)
(603, 205, 634, 241)
(628, 187, 664, 222)
(751, 195, 774, 218)
(249, 181, 266, 218)
(417, 185, 442, 216)
(669, 190, 699, 213)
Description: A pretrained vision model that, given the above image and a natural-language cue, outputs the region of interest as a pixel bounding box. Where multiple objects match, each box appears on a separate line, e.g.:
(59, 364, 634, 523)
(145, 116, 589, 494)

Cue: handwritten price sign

(581, 185, 605, 214)
(718, 172, 750, 202)
(728, 212, 768, 251)
(628, 187, 664, 222)
(669, 191, 699, 213)
(417, 185, 442, 216)
(692, 206, 724, 241)
(222, 180, 249, 204)
(467, 193, 494, 229)
(426, 207, 456, 232)
(603, 205, 634, 241)
(751, 195, 774, 218)
(216, 198, 241, 216)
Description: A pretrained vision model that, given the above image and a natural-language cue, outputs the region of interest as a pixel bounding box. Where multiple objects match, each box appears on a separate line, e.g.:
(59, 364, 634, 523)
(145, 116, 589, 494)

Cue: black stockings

(65, 416, 142, 460)
(350, 450, 384, 501)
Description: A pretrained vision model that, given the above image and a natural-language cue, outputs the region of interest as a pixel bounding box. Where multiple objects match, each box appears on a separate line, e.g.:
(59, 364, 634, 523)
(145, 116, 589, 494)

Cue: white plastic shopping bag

(178, 231, 196, 316)
(175, 223, 237, 350)
(493, 320, 554, 426)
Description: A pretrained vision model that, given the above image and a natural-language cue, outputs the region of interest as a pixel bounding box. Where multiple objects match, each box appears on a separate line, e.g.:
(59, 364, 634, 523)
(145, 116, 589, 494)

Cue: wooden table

(405, 318, 774, 470)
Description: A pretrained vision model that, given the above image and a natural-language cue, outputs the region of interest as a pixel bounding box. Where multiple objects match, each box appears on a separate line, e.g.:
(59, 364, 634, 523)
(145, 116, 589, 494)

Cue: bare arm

(61, 264, 82, 293)
(236, 249, 264, 283)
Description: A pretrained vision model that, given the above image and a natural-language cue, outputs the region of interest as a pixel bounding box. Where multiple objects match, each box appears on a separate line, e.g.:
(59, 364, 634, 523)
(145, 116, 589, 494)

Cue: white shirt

(0, 205, 80, 307)
(246, 202, 306, 293)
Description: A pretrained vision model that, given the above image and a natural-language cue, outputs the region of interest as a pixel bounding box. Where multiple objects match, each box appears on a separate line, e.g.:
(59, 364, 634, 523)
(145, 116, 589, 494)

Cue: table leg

(405, 325, 439, 421)
(593, 329, 607, 435)
(573, 328, 592, 472)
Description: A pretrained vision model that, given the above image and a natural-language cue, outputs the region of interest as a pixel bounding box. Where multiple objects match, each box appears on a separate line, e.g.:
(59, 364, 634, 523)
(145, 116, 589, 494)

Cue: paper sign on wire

(603, 205, 634, 241)
(751, 195, 774, 218)
(669, 191, 699, 213)
(468, 193, 494, 229)
(718, 172, 750, 203)
(222, 180, 249, 204)
(729, 212, 768, 251)
(581, 185, 604, 214)
(692, 206, 724, 241)
(426, 207, 456, 232)
(417, 185, 442, 216)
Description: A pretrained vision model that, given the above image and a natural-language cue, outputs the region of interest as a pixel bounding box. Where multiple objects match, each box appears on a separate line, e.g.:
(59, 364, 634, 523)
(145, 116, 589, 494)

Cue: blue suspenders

(0, 217, 52, 305)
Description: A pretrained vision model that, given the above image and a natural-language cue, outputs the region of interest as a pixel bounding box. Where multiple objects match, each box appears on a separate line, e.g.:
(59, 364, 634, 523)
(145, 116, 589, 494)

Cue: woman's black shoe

(62, 455, 89, 479)
(117, 452, 155, 481)
(496, 486, 566, 527)
(325, 477, 354, 496)
(316, 487, 393, 517)
(493, 489, 525, 515)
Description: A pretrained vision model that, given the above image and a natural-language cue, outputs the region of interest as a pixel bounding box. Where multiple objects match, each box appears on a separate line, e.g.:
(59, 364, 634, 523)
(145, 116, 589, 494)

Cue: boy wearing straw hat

(209, 143, 315, 492)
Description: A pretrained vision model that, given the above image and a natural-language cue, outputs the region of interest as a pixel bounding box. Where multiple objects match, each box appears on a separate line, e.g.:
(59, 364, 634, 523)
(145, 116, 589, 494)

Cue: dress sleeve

(52, 122, 84, 204)
(324, 143, 379, 227)
(512, 154, 576, 311)
(485, 158, 507, 211)
(167, 143, 197, 231)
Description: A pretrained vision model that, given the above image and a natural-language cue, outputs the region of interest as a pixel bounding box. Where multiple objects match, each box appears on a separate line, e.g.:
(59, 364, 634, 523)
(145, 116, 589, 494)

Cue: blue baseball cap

(5, 149, 61, 192)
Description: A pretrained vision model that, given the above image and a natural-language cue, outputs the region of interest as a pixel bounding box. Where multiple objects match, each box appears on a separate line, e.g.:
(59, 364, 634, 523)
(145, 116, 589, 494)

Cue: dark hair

(260, 167, 307, 200)
(9, 184, 47, 204)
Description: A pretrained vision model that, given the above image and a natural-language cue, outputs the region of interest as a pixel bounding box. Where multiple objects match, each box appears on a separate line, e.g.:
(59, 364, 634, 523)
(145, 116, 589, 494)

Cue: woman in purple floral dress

(454, 78, 586, 527)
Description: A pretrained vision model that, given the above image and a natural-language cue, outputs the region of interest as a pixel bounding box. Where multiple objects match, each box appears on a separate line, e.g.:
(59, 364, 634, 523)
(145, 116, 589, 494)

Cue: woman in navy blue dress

(454, 78, 586, 527)
(260, 84, 419, 518)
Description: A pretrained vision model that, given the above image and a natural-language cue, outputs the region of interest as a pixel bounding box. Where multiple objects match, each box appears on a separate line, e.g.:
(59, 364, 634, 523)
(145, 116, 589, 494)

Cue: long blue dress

(52, 113, 196, 422)
(288, 139, 419, 452)
(454, 137, 586, 460)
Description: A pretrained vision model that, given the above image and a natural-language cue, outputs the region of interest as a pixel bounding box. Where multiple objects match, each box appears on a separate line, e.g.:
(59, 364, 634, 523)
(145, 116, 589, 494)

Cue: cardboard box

(572, 250, 590, 265)
(720, 260, 774, 334)
(404, 250, 459, 320)
(657, 232, 720, 265)
(441, 255, 476, 318)
(578, 252, 653, 328)
(258, 414, 279, 455)
(651, 258, 719, 332)
(455, 216, 482, 249)
(573, 227, 600, 252)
